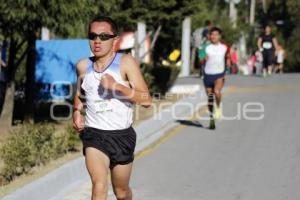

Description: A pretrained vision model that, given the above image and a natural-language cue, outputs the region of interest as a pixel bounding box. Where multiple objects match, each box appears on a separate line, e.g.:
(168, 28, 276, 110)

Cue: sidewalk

(2, 75, 205, 200)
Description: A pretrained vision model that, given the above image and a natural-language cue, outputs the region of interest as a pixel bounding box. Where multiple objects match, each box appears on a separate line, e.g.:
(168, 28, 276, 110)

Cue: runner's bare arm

(122, 54, 152, 107)
(226, 49, 231, 68)
(257, 37, 263, 50)
(73, 59, 87, 132)
(105, 54, 152, 107)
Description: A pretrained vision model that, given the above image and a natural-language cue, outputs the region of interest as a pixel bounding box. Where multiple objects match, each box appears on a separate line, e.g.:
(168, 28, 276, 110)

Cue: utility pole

(226, 0, 240, 28)
(229, 1, 237, 28)
(137, 22, 146, 62)
(250, 0, 256, 26)
(261, 0, 267, 13)
(181, 17, 191, 77)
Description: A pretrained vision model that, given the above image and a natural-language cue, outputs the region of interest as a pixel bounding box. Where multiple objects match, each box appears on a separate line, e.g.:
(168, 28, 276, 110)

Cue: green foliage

(141, 63, 180, 95)
(100, 1, 216, 62)
(215, 15, 241, 46)
(0, 123, 80, 182)
(0, 0, 96, 38)
(0, 0, 97, 88)
(286, 26, 300, 71)
(65, 124, 81, 152)
(107, 0, 180, 31)
(140, 63, 155, 91)
(0, 0, 98, 122)
(152, 64, 180, 95)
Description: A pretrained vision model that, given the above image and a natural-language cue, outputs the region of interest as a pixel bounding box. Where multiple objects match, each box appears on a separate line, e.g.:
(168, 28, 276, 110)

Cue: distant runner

(202, 27, 230, 129)
(257, 25, 279, 77)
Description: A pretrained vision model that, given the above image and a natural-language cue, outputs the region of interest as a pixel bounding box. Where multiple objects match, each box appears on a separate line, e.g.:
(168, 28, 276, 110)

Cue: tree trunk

(190, 46, 196, 73)
(24, 33, 37, 123)
(0, 82, 15, 133)
(0, 38, 18, 130)
(6, 38, 17, 83)
(0, 82, 6, 115)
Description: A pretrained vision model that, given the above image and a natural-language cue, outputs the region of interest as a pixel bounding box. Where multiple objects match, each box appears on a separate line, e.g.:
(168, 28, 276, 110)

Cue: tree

(101, 0, 188, 61)
(0, 0, 96, 128)
(99, 0, 233, 63)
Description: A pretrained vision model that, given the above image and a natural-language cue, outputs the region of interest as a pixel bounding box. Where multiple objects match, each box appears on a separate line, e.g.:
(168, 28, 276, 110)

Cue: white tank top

(81, 53, 133, 130)
(204, 43, 228, 75)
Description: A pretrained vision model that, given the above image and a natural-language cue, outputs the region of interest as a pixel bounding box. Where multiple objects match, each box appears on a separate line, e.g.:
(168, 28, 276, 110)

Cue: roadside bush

(0, 124, 69, 182)
(64, 123, 81, 152)
(140, 63, 157, 93)
(152, 63, 180, 95)
(141, 63, 180, 96)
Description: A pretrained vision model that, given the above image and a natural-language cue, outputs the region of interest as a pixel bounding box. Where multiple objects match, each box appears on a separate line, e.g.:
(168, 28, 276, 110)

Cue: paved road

(64, 74, 300, 200)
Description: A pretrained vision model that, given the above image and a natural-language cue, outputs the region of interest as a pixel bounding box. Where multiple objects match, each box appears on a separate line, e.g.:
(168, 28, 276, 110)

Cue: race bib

(262, 42, 272, 49)
(94, 100, 113, 114)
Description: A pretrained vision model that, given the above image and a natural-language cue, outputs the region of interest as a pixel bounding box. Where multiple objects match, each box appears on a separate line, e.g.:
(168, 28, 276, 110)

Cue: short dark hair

(263, 24, 271, 30)
(88, 16, 119, 35)
(210, 26, 222, 35)
(204, 20, 211, 26)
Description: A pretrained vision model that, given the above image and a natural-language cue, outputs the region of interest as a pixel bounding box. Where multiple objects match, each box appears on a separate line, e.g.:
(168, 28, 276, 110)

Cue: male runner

(202, 27, 230, 129)
(257, 25, 279, 77)
(73, 16, 152, 200)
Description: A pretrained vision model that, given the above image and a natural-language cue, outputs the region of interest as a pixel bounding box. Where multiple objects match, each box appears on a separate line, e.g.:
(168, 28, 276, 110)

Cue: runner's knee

(114, 186, 131, 200)
(208, 92, 214, 99)
(92, 180, 108, 197)
(214, 89, 221, 97)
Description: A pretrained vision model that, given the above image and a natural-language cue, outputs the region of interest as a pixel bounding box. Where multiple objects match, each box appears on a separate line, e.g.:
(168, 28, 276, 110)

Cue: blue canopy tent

(34, 39, 91, 120)
(35, 39, 91, 101)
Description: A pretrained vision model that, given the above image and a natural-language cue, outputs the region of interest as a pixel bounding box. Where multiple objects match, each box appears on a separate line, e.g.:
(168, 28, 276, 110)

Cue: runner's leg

(206, 87, 214, 118)
(267, 51, 274, 75)
(213, 77, 225, 119)
(111, 163, 133, 200)
(262, 52, 268, 77)
(206, 87, 215, 129)
(214, 77, 225, 108)
(268, 65, 273, 75)
(85, 147, 110, 200)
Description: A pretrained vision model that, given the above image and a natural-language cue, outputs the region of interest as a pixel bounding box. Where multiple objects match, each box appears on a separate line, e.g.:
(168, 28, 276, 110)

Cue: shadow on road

(176, 119, 204, 128)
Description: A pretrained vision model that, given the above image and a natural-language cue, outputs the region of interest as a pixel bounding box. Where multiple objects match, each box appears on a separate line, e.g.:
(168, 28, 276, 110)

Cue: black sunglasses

(88, 32, 117, 41)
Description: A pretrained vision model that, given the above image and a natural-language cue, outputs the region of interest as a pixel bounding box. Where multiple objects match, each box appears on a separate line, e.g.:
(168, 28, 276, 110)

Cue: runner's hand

(73, 111, 84, 132)
(101, 73, 118, 90)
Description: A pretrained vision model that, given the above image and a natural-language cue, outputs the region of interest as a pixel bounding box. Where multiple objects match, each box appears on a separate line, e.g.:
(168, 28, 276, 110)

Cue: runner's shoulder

(120, 53, 136, 63)
(220, 42, 230, 51)
(76, 58, 90, 75)
(204, 42, 213, 51)
(120, 53, 139, 70)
